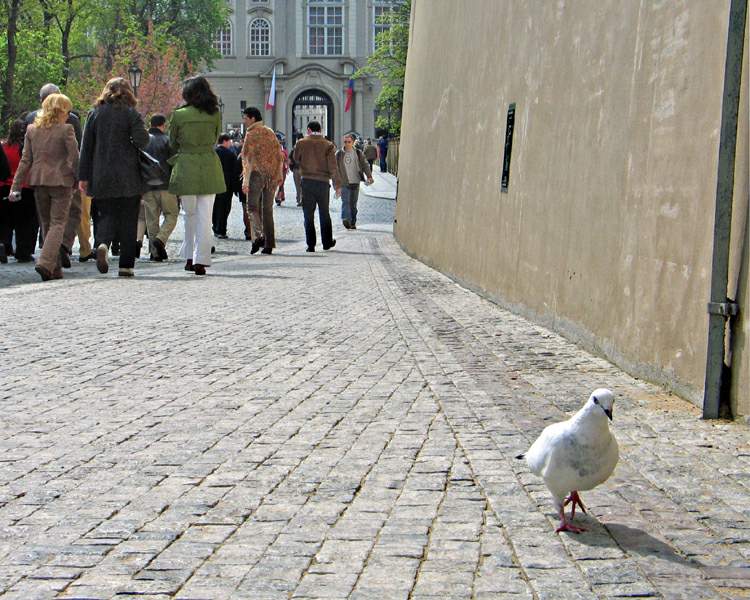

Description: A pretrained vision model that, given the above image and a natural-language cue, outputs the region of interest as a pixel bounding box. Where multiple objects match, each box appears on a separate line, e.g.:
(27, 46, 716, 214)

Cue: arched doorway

(292, 89, 334, 145)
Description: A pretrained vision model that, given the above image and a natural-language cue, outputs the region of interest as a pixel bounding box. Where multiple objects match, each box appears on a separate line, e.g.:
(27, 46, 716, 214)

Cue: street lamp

(127, 64, 142, 97)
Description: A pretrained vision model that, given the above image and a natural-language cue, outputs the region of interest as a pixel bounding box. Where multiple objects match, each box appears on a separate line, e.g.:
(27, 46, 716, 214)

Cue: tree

(0, 0, 21, 125)
(1, 3, 64, 124)
(0, 0, 229, 130)
(83, 0, 229, 70)
(136, 0, 229, 68)
(66, 25, 188, 117)
(37, 0, 97, 84)
(355, 0, 410, 137)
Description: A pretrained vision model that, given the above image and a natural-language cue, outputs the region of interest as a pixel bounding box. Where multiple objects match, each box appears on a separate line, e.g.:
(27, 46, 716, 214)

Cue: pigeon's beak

(604, 408, 613, 421)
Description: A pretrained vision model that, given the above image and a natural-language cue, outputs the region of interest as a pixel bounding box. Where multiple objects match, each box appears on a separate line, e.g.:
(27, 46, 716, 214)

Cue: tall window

(308, 0, 343, 55)
(249, 18, 271, 56)
(213, 24, 232, 57)
(373, 1, 401, 51)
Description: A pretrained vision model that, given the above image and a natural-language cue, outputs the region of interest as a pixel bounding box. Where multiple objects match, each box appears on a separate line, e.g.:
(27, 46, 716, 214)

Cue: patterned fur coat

(241, 120, 283, 187)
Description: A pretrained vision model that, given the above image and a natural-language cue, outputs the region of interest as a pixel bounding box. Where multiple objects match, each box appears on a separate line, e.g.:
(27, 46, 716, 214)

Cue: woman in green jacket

(169, 76, 225, 275)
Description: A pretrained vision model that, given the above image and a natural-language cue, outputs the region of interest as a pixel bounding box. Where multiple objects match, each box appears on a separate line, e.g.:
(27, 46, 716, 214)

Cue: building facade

(395, 0, 749, 417)
(203, 0, 398, 143)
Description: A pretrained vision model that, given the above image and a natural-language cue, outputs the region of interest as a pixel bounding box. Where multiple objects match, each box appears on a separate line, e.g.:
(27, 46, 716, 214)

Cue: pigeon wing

(524, 420, 569, 478)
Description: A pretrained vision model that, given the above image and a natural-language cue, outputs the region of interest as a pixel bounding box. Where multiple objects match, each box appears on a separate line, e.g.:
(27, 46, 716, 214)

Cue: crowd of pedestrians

(0, 75, 380, 282)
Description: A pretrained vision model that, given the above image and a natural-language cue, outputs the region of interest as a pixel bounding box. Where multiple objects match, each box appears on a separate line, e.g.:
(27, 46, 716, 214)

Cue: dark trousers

(341, 184, 360, 225)
(301, 178, 333, 249)
(212, 191, 233, 236)
(379, 154, 387, 172)
(91, 197, 101, 243)
(94, 196, 141, 269)
(0, 186, 39, 259)
(367, 159, 374, 172)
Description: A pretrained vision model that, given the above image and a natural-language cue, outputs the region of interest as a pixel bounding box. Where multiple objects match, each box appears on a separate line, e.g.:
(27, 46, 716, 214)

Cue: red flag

(344, 79, 354, 113)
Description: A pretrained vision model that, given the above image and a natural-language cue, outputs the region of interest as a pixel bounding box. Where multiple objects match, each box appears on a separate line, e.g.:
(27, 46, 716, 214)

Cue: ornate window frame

(249, 17, 272, 56)
(213, 22, 233, 57)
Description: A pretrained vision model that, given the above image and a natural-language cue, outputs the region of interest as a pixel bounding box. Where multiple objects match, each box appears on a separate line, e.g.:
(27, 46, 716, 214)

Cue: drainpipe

(703, 0, 747, 419)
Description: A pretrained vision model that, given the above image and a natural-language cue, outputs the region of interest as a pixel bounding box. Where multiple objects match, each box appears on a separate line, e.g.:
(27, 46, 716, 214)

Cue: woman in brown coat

(10, 93, 79, 281)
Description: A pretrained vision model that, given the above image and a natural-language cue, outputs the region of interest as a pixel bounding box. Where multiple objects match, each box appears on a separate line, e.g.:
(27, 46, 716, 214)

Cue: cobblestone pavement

(1, 179, 750, 599)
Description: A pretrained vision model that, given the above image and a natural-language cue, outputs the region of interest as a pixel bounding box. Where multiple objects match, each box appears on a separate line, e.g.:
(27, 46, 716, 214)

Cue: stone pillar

(354, 80, 364, 135)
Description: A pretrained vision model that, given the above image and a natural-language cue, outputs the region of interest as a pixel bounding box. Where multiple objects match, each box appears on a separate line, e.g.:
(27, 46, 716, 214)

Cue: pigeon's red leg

(563, 491, 587, 519)
(556, 506, 586, 534)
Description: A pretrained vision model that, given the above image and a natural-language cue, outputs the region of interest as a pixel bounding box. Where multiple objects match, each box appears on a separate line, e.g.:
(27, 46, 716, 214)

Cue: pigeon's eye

(593, 396, 599, 405)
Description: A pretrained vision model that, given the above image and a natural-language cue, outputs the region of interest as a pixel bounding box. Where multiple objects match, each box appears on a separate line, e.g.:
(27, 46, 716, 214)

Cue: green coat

(168, 106, 226, 196)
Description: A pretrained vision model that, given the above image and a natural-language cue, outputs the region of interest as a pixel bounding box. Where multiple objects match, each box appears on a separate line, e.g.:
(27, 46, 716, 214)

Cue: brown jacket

(12, 123, 79, 192)
(292, 134, 341, 188)
(241, 120, 283, 186)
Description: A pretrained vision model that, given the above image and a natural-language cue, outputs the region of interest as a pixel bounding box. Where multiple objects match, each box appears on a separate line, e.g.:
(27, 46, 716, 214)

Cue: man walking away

(336, 133, 373, 230)
(240, 107, 283, 255)
(363, 138, 377, 173)
(213, 133, 235, 239)
(377, 134, 388, 173)
(292, 121, 341, 252)
(142, 114, 178, 261)
(26, 83, 82, 267)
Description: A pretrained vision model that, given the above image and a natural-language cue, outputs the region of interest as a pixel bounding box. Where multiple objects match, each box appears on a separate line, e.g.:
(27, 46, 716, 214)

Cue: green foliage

(0, 29, 64, 117)
(0, 0, 229, 132)
(355, 0, 410, 137)
(82, 0, 228, 68)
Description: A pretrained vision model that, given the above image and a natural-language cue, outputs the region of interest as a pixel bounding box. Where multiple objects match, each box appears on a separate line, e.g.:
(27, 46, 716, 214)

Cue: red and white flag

(265, 66, 276, 110)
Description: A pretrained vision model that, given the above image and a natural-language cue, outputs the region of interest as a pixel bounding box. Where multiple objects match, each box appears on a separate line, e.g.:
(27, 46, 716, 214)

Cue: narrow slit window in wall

(501, 103, 515, 193)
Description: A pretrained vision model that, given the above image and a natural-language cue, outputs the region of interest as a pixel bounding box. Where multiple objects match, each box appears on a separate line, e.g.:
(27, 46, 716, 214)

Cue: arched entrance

(292, 89, 334, 144)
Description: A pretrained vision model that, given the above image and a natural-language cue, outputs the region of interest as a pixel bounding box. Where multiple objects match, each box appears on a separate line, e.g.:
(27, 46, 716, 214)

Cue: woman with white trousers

(167, 76, 225, 276)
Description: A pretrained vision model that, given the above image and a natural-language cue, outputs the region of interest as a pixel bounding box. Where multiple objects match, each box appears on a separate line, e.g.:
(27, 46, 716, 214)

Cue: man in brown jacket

(292, 121, 341, 252)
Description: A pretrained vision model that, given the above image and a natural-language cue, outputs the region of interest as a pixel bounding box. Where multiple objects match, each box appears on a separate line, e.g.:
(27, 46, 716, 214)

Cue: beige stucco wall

(396, 0, 749, 414)
(730, 15, 749, 418)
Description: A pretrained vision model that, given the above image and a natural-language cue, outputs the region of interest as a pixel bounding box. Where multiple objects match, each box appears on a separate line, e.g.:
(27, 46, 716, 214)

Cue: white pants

(180, 194, 215, 266)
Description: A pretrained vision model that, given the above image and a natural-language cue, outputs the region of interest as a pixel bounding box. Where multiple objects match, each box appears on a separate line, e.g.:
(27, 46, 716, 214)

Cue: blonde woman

(10, 93, 79, 281)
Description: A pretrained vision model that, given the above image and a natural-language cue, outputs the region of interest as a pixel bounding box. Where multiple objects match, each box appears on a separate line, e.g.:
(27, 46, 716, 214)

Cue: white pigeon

(518, 388, 619, 533)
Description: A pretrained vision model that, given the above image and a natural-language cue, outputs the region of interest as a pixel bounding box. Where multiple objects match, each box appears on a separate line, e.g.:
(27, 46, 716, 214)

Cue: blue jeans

(341, 184, 360, 225)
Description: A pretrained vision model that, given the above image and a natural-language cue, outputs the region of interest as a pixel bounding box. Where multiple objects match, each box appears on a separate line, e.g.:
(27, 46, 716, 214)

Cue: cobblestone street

(1, 178, 750, 599)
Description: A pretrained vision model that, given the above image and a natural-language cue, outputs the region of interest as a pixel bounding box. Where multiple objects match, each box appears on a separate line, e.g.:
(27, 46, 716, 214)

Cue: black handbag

(136, 147, 168, 186)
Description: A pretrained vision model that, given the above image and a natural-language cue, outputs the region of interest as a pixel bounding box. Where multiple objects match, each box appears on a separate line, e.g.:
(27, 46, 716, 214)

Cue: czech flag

(344, 78, 354, 113)
(265, 66, 276, 110)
